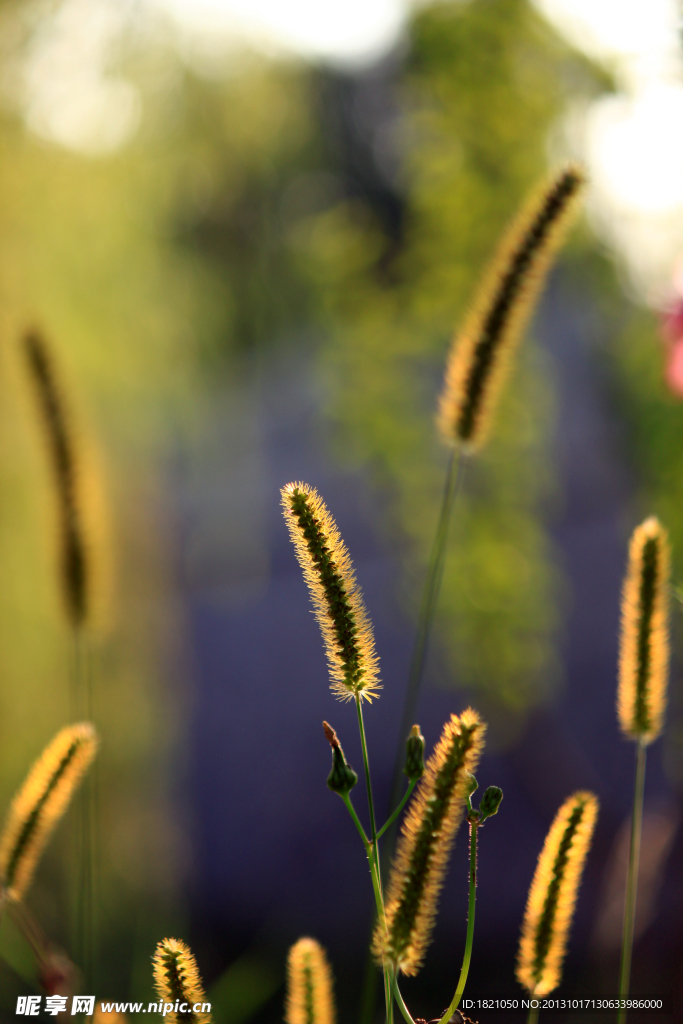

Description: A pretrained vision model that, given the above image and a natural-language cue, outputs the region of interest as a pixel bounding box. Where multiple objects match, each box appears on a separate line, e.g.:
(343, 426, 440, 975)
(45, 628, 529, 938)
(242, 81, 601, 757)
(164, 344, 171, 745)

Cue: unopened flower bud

(479, 785, 503, 821)
(323, 721, 358, 794)
(404, 725, 425, 780)
(465, 773, 480, 822)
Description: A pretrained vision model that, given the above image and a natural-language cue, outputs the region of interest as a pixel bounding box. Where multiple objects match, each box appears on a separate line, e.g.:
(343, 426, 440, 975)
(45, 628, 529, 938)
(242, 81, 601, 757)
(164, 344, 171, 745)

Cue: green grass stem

(72, 631, 95, 990)
(340, 793, 369, 848)
(377, 781, 418, 841)
(617, 738, 647, 1024)
(354, 695, 393, 1024)
(392, 971, 415, 1024)
(438, 821, 478, 1024)
(388, 451, 466, 818)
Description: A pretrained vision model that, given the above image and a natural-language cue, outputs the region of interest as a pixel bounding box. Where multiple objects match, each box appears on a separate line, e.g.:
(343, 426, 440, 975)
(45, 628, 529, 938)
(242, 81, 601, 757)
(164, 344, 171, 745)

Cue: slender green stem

(438, 821, 478, 1024)
(341, 793, 370, 848)
(377, 780, 417, 840)
(356, 695, 384, 910)
(354, 694, 393, 1024)
(369, 451, 465, 1024)
(384, 968, 394, 1024)
(340, 794, 383, 919)
(343, 794, 392, 1024)
(392, 971, 416, 1024)
(527, 1006, 539, 1024)
(356, 696, 380, 855)
(388, 451, 466, 819)
(72, 629, 95, 987)
(617, 738, 647, 1024)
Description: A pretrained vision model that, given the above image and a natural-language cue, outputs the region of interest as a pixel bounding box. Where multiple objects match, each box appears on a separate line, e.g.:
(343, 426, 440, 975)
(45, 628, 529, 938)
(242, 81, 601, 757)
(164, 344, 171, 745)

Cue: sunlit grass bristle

(0, 723, 98, 900)
(281, 482, 380, 702)
(285, 937, 335, 1024)
(24, 328, 88, 627)
(374, 709, 485, 975)
(618, 516, 670, 743)
(438, 165, 585, 451)
(152, 938, 211, 1024)
(517, 791, 598, 997)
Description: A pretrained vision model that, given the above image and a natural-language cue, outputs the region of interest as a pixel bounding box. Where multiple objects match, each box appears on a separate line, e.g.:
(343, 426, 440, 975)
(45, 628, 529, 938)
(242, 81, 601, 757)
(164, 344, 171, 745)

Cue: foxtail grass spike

(152, 938, 211, 1024)
(24, 329, 88, 627)
(617, 517, 670, 744)
(285, 937, 335, 1024)
(517, 791, 598, 997)
(374, 709, 485, 975)
(281, 483, 380, 702)
(438, 166, 585, 451)
(0, 723, 98, 900)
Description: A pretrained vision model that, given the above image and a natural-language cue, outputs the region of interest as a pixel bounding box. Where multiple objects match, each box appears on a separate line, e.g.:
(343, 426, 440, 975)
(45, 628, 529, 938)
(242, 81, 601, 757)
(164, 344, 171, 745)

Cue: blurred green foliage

(294, 0, 612, 721)
(0, 8, 322, 1002)
(603, 298, 683, 787)
(0, 0, 655, 1007)
(208, 950, 281, 1024)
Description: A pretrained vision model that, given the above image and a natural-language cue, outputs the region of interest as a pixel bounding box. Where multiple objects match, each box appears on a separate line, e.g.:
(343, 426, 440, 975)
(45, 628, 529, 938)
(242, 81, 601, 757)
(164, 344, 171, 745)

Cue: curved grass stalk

(354, 696, 394, 1024)
(617, 739, 646, 1024)
(377, 781, 418, 841)
(437, 820, 478, 1024)
(388, 451, 466, 819)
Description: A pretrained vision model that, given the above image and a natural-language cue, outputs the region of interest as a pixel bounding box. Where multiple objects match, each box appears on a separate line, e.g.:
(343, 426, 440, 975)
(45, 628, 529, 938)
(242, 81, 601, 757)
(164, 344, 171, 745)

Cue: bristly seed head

(281, 483, 380, 703)
(438, 166, 585, 452)
(0, 723, 98, 901)
(373, 709, 485, 976)
(285, 937, 335, 1024)
(618, 516, 670, 744)
(517, 791, 598, 997)
(152, 938, 211, 1024)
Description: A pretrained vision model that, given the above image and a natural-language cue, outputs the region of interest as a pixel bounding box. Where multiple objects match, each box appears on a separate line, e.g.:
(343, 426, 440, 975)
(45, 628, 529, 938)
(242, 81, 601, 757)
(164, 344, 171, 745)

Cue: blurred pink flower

(661, 299, 683, 397)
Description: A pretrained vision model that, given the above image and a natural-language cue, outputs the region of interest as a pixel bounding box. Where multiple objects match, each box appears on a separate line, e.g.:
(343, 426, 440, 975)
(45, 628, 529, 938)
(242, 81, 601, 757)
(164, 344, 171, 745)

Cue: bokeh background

(0, 0, 682, 1020)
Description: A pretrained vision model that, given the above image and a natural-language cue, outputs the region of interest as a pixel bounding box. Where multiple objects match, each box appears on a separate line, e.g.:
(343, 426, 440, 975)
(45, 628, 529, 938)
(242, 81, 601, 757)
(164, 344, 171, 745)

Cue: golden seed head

(374, 709, 485, 975)
(517, 791, 598, 996)
(152, 938, 211, 1024)
(285, 937, 335, 1024)
(281, 482, 381, 702)
(618, 516, 670, 744)
(438, 165, 586, 452)
(0, 723, 98, 900)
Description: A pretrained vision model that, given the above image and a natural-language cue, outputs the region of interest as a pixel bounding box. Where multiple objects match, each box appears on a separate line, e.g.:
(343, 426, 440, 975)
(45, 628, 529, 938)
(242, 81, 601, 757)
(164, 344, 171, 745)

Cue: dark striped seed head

(0, 723, 98, 900)
(374, 709, 485, 975)
(438, 166, 585, 452)
(152, 938, 211, 1024)
(517, 791, 598, 996)
(285, 937, 335, 1024)
(618, 517, 670, 743)
(281, 483, 380, 702)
